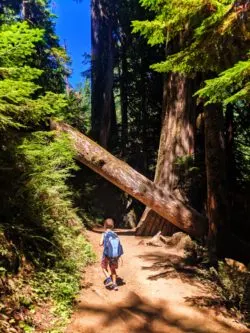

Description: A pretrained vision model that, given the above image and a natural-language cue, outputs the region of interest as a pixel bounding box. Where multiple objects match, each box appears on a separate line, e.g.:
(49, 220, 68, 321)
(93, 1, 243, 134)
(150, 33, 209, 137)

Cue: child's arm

(99, 233, 104, 246)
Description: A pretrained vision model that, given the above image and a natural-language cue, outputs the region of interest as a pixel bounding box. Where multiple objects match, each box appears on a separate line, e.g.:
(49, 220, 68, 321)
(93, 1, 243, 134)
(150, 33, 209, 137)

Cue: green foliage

(183, 243, 250, 324)
(0, 21, 68, 130)
(196, 58, 250, 105)
(133, 0, 233, 46)
(132, 19, 166, 46)
(17, 131, 82, 258)
(22, 0, 70, 93)
(0, 3, 95, 333)
(217, 261, 246, 305)
(210, 261, 250, 322)
(133, 0, 249, 105)
(0, 269, 35, 333)
(0, 131, 95, 332)
(18, 131, 95, 323)
(0, 22, 44, 65)
(19, 131, 78, 201)
(63, 79, 91, 133)
(233, 104, 250, 185)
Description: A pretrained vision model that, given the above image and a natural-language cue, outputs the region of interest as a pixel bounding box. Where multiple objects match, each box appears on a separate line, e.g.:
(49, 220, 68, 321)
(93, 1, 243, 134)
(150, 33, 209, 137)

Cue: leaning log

(50, 120, 207, 237)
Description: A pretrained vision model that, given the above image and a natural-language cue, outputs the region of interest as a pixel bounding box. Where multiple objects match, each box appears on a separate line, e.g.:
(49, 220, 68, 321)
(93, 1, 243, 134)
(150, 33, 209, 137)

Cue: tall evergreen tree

(132, 0, 250, 256)
(91, 0, 116, 147)
(89, 0, 164, 224)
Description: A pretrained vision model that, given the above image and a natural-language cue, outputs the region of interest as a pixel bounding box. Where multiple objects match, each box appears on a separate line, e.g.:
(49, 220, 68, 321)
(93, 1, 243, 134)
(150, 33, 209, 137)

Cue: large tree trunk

(120, 45, 128, 156)
(204, 104, 229, 259)
(136, 73, 196, 236)
(225, 105, 235, 221)
(91, 0, 116, 148)
(50, 120, 207, 237)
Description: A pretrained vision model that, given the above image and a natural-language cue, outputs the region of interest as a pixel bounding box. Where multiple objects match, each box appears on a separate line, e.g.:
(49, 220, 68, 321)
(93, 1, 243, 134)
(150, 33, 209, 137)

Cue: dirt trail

(66, 229, 250, 333)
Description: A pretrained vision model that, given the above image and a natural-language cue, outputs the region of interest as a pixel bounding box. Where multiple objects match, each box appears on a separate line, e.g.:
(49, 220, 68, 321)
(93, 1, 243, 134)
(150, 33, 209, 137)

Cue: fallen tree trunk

(50, 120, 207, 237)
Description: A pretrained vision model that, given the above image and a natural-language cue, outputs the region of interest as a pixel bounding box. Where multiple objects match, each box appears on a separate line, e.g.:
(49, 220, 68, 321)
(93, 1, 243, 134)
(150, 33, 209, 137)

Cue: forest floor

(65, 229, 250, 333)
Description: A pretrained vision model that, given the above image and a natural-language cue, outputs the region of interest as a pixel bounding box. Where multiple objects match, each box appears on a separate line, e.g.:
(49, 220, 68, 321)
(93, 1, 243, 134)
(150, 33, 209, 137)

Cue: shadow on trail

(138, 251, 210, 286)
(184, 295, 242, 320)
(104, 277, 126, 290)
(138, 252, 243, 321)
(77, 292, 246, 333)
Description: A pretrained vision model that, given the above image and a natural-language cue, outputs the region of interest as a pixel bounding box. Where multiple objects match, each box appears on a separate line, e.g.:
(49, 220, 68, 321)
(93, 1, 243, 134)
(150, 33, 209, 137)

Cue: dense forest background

(0, 0, 249, 332)
(88, 0, 250, 253)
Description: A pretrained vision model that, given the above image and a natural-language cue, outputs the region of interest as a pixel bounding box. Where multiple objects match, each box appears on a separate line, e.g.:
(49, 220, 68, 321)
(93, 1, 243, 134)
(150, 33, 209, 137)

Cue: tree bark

(120, 46, 128, 156)
(225, 105, 235, 218)
(204, 104, 229, 258)
(136, 73, 196, 236)
(91, 0, 116, 148)
(50, 120, 207, 237)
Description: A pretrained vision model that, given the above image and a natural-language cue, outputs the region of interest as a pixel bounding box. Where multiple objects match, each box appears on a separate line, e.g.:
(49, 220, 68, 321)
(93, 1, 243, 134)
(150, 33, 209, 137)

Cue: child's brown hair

(104, 218, 114, 230)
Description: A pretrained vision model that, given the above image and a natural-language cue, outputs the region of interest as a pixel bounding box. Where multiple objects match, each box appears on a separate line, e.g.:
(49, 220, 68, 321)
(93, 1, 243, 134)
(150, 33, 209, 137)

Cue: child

(99, 218, 123, 291)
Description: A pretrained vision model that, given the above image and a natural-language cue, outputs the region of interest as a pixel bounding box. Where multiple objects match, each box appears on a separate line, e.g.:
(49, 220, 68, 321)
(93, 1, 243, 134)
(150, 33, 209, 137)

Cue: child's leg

(101, 256, 110, 279)
(111, 269, 117, 285)
(110, 259, 119, 289)
(103, 268, 110, 279)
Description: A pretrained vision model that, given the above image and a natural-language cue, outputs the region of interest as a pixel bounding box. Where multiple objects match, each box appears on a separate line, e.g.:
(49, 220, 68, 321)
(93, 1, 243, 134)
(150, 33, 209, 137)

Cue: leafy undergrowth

(184, 241, 250, 325)
(0, 229, 95, 333)
(211, 261, 250, 325)
(0, 132, 96, 332)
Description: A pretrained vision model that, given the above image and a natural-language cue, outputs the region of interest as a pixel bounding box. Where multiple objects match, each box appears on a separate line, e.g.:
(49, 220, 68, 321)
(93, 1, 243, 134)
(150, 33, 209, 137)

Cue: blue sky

(54, 0, 91, 88)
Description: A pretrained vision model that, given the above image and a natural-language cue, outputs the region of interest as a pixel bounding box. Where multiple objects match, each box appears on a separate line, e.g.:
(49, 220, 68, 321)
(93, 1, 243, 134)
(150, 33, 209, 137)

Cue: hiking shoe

(104, 277, 113, 287)
(112, 283, 118, 291)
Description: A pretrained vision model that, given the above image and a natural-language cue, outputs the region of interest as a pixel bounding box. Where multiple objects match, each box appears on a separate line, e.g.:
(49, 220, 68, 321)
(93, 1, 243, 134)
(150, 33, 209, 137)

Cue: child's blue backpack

(103, 231, 124, 258)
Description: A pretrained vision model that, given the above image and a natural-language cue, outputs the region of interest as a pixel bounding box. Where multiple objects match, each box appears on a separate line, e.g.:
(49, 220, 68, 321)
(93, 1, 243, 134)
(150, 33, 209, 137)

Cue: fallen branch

(146, 231, 162, 247)
(159, 234, 170, 245)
